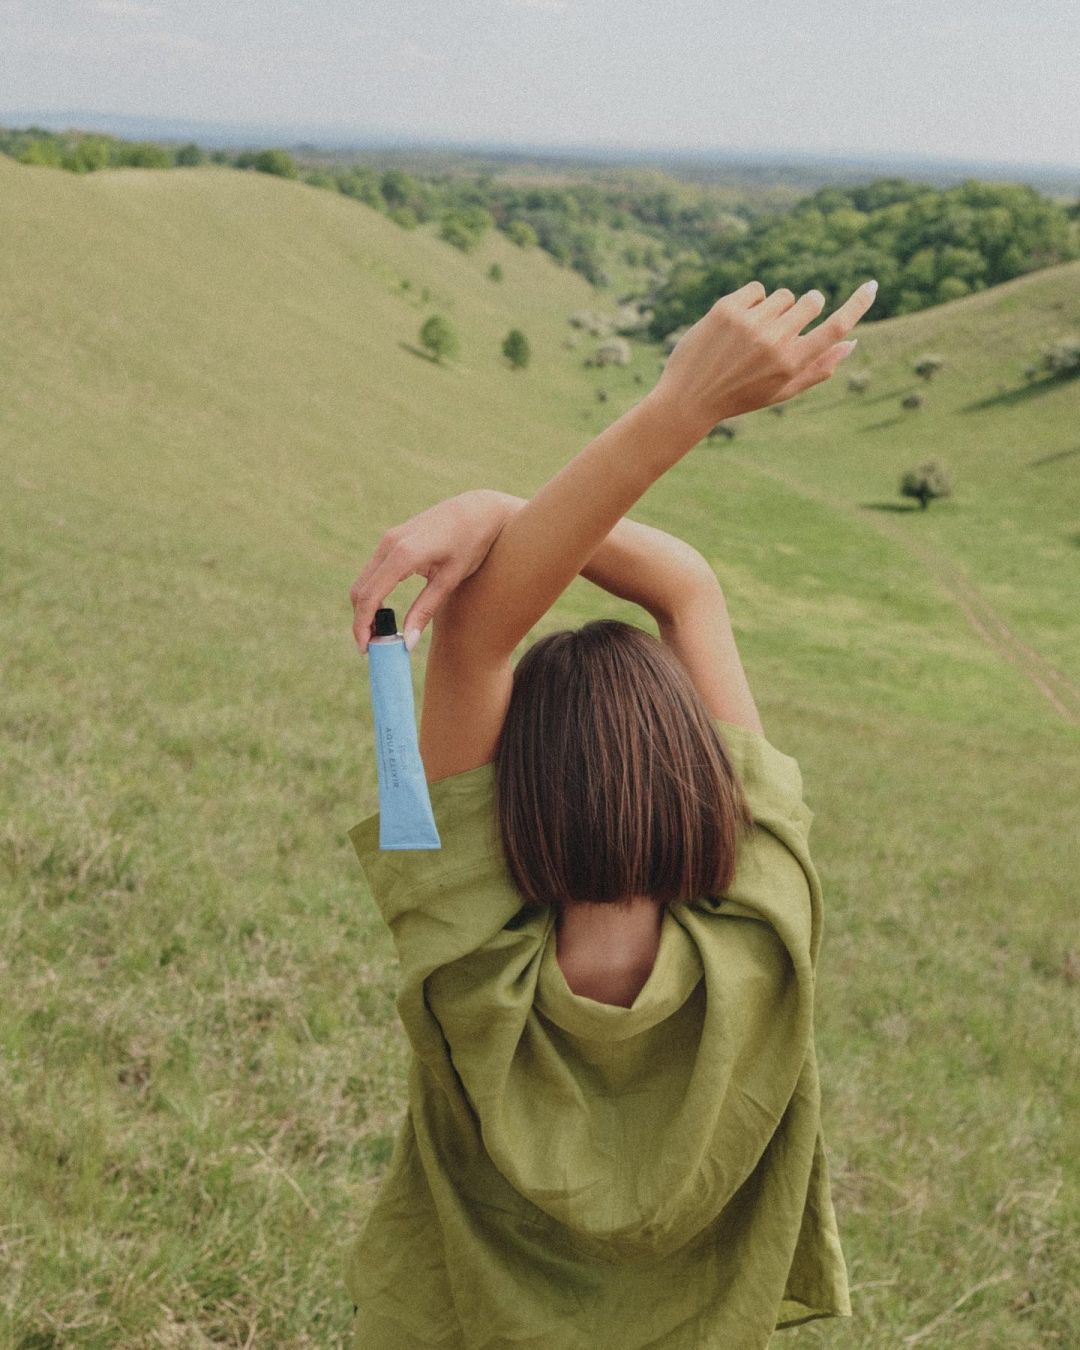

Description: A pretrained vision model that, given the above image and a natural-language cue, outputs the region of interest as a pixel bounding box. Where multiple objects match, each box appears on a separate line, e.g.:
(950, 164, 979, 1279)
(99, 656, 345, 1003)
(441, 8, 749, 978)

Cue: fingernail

(404, 627, 420, 652)
(864, 279, 878, 295)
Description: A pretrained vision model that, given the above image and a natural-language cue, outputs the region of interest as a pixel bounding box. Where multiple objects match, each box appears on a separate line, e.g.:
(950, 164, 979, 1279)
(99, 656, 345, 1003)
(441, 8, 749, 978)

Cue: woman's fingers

(752, 286, 798, 322)
(400, 566, 463, 651)
(350, 540, 422, 651)
(769, 288, 826, 340)
(771, 339, 857, 404)
(715, 279, 767, 312)
(793, 280, 877, 363)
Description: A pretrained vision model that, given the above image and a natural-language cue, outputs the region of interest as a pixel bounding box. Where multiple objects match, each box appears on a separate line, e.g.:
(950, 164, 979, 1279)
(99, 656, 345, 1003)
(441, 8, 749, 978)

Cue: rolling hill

(1, 153, 1077, 1346)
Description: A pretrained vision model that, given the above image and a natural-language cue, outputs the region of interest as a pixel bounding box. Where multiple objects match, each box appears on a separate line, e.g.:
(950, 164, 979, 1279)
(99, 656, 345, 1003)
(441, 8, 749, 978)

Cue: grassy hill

(1, 153, 1077, 1346)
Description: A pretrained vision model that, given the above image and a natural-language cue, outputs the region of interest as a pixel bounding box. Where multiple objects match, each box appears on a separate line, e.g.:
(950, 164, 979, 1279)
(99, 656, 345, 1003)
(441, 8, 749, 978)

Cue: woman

(345, 279, 876, 1348)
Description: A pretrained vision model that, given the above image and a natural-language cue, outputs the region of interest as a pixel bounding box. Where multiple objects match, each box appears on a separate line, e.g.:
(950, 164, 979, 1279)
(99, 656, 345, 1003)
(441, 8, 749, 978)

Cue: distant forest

(4, 122, 1078, 341)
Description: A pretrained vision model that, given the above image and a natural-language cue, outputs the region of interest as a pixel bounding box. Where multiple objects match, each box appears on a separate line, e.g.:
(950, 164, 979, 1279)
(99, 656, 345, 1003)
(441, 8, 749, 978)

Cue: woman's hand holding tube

(651, 278, 878, 441)
(349, 489, 514, 653)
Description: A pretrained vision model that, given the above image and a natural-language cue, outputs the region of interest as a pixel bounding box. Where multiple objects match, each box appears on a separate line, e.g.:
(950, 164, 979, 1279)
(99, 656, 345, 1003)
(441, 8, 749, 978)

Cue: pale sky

(2, 0, 1079, 166)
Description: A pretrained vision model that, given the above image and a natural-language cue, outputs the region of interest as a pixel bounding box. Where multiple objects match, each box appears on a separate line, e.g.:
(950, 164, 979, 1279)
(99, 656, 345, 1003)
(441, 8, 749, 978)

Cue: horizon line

(2, 108, 1080, 177)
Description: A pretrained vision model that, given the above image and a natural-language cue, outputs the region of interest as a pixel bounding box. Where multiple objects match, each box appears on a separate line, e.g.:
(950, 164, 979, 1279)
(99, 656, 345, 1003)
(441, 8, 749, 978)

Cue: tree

(1040, 335, 1080, 376)
(251, 148, 298, 179)
(119, 141, 171, 169)
(708, 420, 738, 440)
(914, 354, 945, 381)
(63, 136, 110, 173)
(304, 169, 337, 190)
(901, 391, 925, 411)
(900, 461, 952, 510)
(175, 142, 206, 166)
(440, 206, 494, 253)
(380, 169, 418, 208)
(420, 315, 459, 364)
(502, 329, 531, 370)
(586, 337, 632, 368)
(19, 137, 63, 168)
(488, 263, 504, 282)
(506, 220, 539, 248)
(847, 372, 871, 394)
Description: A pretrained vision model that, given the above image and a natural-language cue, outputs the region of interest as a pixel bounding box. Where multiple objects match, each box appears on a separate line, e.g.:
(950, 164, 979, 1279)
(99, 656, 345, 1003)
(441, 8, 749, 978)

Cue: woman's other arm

(484, 492, 764, 734)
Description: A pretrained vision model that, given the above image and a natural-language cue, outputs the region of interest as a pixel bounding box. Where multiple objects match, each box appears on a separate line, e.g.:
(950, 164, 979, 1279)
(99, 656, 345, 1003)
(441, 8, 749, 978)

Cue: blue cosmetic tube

(366, 607, 441, 850)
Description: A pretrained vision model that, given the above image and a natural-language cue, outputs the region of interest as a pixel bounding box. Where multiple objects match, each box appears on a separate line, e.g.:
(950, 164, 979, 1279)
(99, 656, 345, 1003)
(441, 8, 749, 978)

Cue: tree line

(3, 126, 1078, 332)
(647, 178, 1079, 338)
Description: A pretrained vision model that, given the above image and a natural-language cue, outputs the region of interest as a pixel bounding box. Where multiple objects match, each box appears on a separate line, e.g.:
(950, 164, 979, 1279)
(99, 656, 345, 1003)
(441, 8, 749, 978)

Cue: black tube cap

(373, 607, 397, 636)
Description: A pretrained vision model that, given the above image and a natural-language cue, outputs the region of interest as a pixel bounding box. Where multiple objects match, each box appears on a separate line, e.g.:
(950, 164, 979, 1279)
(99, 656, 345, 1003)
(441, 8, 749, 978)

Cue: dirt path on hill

(728, 456, 1080, 726)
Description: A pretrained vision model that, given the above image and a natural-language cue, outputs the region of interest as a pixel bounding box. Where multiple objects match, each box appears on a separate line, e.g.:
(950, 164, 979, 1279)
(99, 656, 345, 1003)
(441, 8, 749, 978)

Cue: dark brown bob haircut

(493, 619, 754, 913)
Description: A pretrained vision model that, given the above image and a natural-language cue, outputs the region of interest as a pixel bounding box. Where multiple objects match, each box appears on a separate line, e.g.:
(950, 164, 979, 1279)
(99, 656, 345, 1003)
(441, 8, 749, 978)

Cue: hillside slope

(0, 153, 608, 555)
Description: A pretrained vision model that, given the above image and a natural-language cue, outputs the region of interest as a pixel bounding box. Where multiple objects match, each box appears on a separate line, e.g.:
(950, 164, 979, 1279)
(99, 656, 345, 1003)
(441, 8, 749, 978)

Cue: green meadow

(1, 153, 1077, 1346)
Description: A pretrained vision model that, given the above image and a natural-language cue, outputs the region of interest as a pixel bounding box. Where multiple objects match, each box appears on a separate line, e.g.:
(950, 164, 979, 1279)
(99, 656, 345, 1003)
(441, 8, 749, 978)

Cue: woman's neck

(556, 894, 663, 945)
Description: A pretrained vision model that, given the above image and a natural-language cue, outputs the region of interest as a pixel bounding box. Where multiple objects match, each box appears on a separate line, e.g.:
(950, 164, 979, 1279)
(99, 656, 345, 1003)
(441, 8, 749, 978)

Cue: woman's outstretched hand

(652, 279, 877, 439)
(349, 489, 514, 653)
(349, 280, 875, 653)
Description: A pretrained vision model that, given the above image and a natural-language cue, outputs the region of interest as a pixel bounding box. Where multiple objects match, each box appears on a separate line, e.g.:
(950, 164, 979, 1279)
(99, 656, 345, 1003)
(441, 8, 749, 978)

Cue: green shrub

(419, 315, 459, 363)
(63, 136, 110, 173)
(506, 220, 539, 249)
(914, 354, 945, 381)
(439, 206, 494, 253)
(250, 149, 298, 179)
(901, 460, 952, 509)
(118, 141, 172, 169)
(19, 138, 63, 168)
(1040, 335, 1080, 376)
(502, 329, 531, 370)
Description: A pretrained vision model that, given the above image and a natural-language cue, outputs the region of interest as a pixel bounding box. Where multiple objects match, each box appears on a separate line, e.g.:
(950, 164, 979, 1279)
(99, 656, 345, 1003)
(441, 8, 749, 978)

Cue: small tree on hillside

(914, 354, 945, 381)
(488, 263, 503, 282)
(901, 391, 925, 411)
(900, 460, 952, 510)
(1039, 335, 1080, 377)
(847, 371, 871, 394)
(252, 148, 298, 178)
(506, 220, 539, 248)
(420, 315, 459, 364)
(708, 420, 738, 441)
(586, 337, 632, 368)
(502, 329, 531, 370)
(175, 142, 206, 167)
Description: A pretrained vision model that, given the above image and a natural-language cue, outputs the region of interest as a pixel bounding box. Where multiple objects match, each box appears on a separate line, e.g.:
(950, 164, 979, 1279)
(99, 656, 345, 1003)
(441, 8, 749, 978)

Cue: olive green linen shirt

(345, 718, 851, 1349)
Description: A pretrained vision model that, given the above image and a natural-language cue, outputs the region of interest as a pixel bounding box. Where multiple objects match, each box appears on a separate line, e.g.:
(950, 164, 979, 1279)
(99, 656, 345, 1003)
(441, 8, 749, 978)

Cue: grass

(1, 151, 1078, 1346)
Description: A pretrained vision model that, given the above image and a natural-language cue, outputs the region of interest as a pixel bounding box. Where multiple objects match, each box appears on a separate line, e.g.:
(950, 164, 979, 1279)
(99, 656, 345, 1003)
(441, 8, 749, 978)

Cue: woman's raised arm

(435, 280, 876, 660)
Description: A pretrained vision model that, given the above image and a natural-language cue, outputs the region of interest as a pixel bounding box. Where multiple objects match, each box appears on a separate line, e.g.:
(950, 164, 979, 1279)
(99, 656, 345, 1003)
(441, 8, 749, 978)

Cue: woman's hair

(493, 619, 754, 913)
